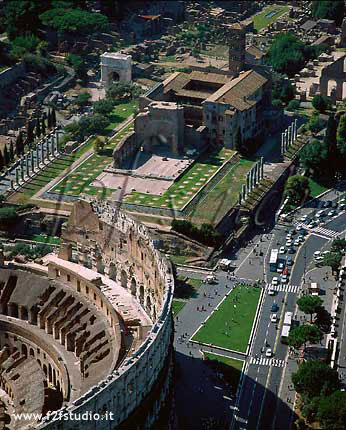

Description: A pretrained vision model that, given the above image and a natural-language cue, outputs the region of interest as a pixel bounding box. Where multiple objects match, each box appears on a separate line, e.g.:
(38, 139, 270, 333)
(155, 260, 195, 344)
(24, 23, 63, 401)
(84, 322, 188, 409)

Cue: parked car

(322, 201, 329, 208)
(328, 210, 336, 217)
(288, 247, 296, 254)
(280, 274, 288, 284)
(298, 234, 305, 242)
(314, 251, 321, 258)
(299, 214, 308, 222)
(294, 239, 300, 246)
(266, 348, 273, 357)
(287, 256, 293, 266)
(286, 239, 293, 247)
(279, 246, 286, 254)
(268, 288, 275, 296)
(331, 201, 338, 209)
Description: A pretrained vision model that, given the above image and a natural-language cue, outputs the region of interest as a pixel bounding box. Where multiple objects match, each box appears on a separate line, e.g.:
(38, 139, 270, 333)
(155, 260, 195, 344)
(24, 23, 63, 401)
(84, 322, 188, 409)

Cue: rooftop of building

(162, 69, 267, 111)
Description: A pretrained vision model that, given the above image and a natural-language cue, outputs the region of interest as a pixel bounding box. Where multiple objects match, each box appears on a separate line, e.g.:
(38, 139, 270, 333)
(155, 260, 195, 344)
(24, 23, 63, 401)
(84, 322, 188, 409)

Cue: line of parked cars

(299, 197, 346, 228)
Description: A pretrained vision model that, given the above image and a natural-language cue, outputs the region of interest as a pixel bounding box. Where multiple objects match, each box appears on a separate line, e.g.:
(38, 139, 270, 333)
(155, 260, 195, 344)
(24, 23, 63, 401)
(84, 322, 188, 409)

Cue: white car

(296, 224, 303, 231)
(327, 210, 335, 217)
(307, 223, 316, 229)
(314, 251, 321, 258)
(272, 277, 279, 286)
(265, 348, 273, 357)
(280, 274, 288, 284)
(299, 214, 308, 222)
(294, 239, 300, 246)
(279, 246, 286, 254)
(286, 240, 293, 247)
(270, 314, 278, 323)
(268, 288, 275, 296)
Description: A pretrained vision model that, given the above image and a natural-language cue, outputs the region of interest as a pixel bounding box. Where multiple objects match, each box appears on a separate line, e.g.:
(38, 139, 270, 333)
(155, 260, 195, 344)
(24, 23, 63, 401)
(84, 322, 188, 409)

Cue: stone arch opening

(139, 285, 145, 306)
(43, 363, 48, 377)
(21, 306, 28, 320)
(112, 71, 120, 82)
(109, 263, 117, 280)
(146, 295, 152, 314)
(21, 344, 27, 357)
(130, 278, 136, 296)
(29, 347, 35, 357)
(121, 270, 128, 289)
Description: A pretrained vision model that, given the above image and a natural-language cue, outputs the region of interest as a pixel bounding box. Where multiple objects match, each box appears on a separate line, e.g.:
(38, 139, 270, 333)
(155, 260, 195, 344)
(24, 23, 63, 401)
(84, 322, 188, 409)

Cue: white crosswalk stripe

(295, 222, 339, 239)
(266, 283, 301, 294)
(249, 356, 285, 367)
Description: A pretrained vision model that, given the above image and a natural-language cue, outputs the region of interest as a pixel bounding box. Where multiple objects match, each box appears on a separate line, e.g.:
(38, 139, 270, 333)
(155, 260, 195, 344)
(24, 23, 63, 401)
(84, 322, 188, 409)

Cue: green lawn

(105, 101, 137, 132)
(124, 148, 236, 210)
(193, 284, 261, 353)
(29, 234, 60, 245)
(172, 300, 186, 316)
(190, 158, 254, 225)
(204, 352, 244, 389)
(308, 178, 328, 198)
(254, 5, 290, 31)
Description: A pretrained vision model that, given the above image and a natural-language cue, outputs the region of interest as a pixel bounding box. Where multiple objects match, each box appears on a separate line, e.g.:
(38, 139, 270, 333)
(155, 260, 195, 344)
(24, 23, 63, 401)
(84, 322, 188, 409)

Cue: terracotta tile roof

(205, 70, 267, 111)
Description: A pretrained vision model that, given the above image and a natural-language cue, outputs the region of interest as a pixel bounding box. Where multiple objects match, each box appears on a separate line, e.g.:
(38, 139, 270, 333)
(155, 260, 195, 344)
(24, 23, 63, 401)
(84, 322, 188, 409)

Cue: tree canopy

(39, 7, 108, 35)
(311, 1, 345, 26)
(299, 141, 328, 175)
(284, 175, 310, 205)
(297, 296, 323, 322)
(292, 360, 340, 398)
(287, 324, 323, 349)
(323, 251, 342, 271)
(265, 33, 327, 77)
(312, 94, 330, 113)
(317, 391, 346, 430)
(336, 113, 346, 157)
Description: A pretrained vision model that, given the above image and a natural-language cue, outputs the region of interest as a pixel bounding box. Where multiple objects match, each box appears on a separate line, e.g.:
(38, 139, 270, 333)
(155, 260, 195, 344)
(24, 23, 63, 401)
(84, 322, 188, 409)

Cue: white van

(205, 275, 218, 284)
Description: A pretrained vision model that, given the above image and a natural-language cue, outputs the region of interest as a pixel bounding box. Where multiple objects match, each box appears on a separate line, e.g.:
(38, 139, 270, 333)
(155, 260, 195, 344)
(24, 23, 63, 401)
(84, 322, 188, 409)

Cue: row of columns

(10, 129, 60, 190)
(238, 156, 264, 205)
(281, 119, 298, 156)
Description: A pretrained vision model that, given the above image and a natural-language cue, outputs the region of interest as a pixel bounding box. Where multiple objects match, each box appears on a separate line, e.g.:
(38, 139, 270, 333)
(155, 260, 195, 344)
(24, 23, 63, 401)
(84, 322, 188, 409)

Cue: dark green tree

(75, 92, 91, 107)
(284, 175, 310, 205)
(0, 207, 18, 226)
(336, 113, 346, 156)
(308, 114, 324, 133)
(312, 94, 330, 113)
(311, 1, 345, 26)
(35, 117, 41, 138)
(292, 360, 340, 398)
(9, 141, 14, 162)
(93, 98, 114, 115)
(323, 251, 342, 271)
(39, 8, 108, 36)
(324, 113, 338, 170)
(287, 324, 323, 349)
(331, 239, 346, 253)
(299, 141, 328, 175)
(317, 391, 346, 430)
(297, 296, 323, 322)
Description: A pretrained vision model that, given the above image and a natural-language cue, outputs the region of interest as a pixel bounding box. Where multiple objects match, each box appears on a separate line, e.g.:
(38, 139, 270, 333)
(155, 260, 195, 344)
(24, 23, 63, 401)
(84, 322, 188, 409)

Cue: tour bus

(281, 311, 293, 343)
(269, 249, 279, 272)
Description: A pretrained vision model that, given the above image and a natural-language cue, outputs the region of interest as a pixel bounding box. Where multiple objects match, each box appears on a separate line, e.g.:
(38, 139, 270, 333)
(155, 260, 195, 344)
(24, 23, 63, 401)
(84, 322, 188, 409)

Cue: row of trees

(292, 360, 345, 429)
(0, 109, 56, 172)
(300, 113, 346, 179)
(284, 175, 310, 207)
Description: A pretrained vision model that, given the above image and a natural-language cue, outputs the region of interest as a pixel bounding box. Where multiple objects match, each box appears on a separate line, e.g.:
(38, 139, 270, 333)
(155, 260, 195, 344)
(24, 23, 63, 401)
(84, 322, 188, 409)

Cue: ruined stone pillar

(10, 179, 13, 190)
(36, 145, 40, 168)
(41, 142, 44, 164)
(31, 151, 35, 173)
(46, 138, 50, 160)
(284, 129, 288, 149)
(238, 192, 242, 205)
(15, 168, 19, 185)
(20, 159, 24, 181)
(261, 157, 264, 179)
(56, 131, 59, 152)
(290, 124, 294, 145)
(281, 132, 284, 152)
(257, 160, 261, 182)
(25, 154, 29, 177)
(242, 183, 246, 200)
(249, 169, 254, 192)
(246, 172, 250, 194)
(294, 118, 298, 139)
(253, 164, 258, 186)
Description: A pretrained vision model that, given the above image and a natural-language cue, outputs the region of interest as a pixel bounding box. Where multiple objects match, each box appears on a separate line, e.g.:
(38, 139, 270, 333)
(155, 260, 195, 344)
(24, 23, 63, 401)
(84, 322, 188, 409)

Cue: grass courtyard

(192, 284, 261, 353)
(123, 148, 236, 210)
(308, 178, 328, 198)
(48, 122, 134, 198)
(189, 158, 254, 225)
(204, 352, 244, 390)
(253, 5, 290, 31)
(172, 300, 186, 316)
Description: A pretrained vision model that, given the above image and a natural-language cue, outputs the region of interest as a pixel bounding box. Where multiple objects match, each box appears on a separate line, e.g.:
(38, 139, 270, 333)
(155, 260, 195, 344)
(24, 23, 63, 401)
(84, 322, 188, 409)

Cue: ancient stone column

(238, 192, 242, 205)
(257, 160, 261, 182)
(284, 129, 288, 149)
(15, 168, 19, 185)
(31, 151, 35, 173)
(56, 130, 59, 151)
(36, 145, 39, 168)
(281, 132, 284, 151)
(253, 164, 258, 187)
(246, 172, 250, 193)
(242, 184, 246, 200)
(261, 157, 264, 179)
(41, 142, 44, 164)
(294, 118, 298, 140)
(249, 169, 254, 192)
(46, 138, 50, 160)
(20, 160, 24, 181)
(25, 154, 29, 177)
(10, 179, 13, 190)
(290, 124, 294, 145)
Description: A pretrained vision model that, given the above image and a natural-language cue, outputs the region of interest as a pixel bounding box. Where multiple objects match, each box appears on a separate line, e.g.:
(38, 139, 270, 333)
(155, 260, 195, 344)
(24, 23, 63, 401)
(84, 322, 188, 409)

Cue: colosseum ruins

(0, 197, 175, 430)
